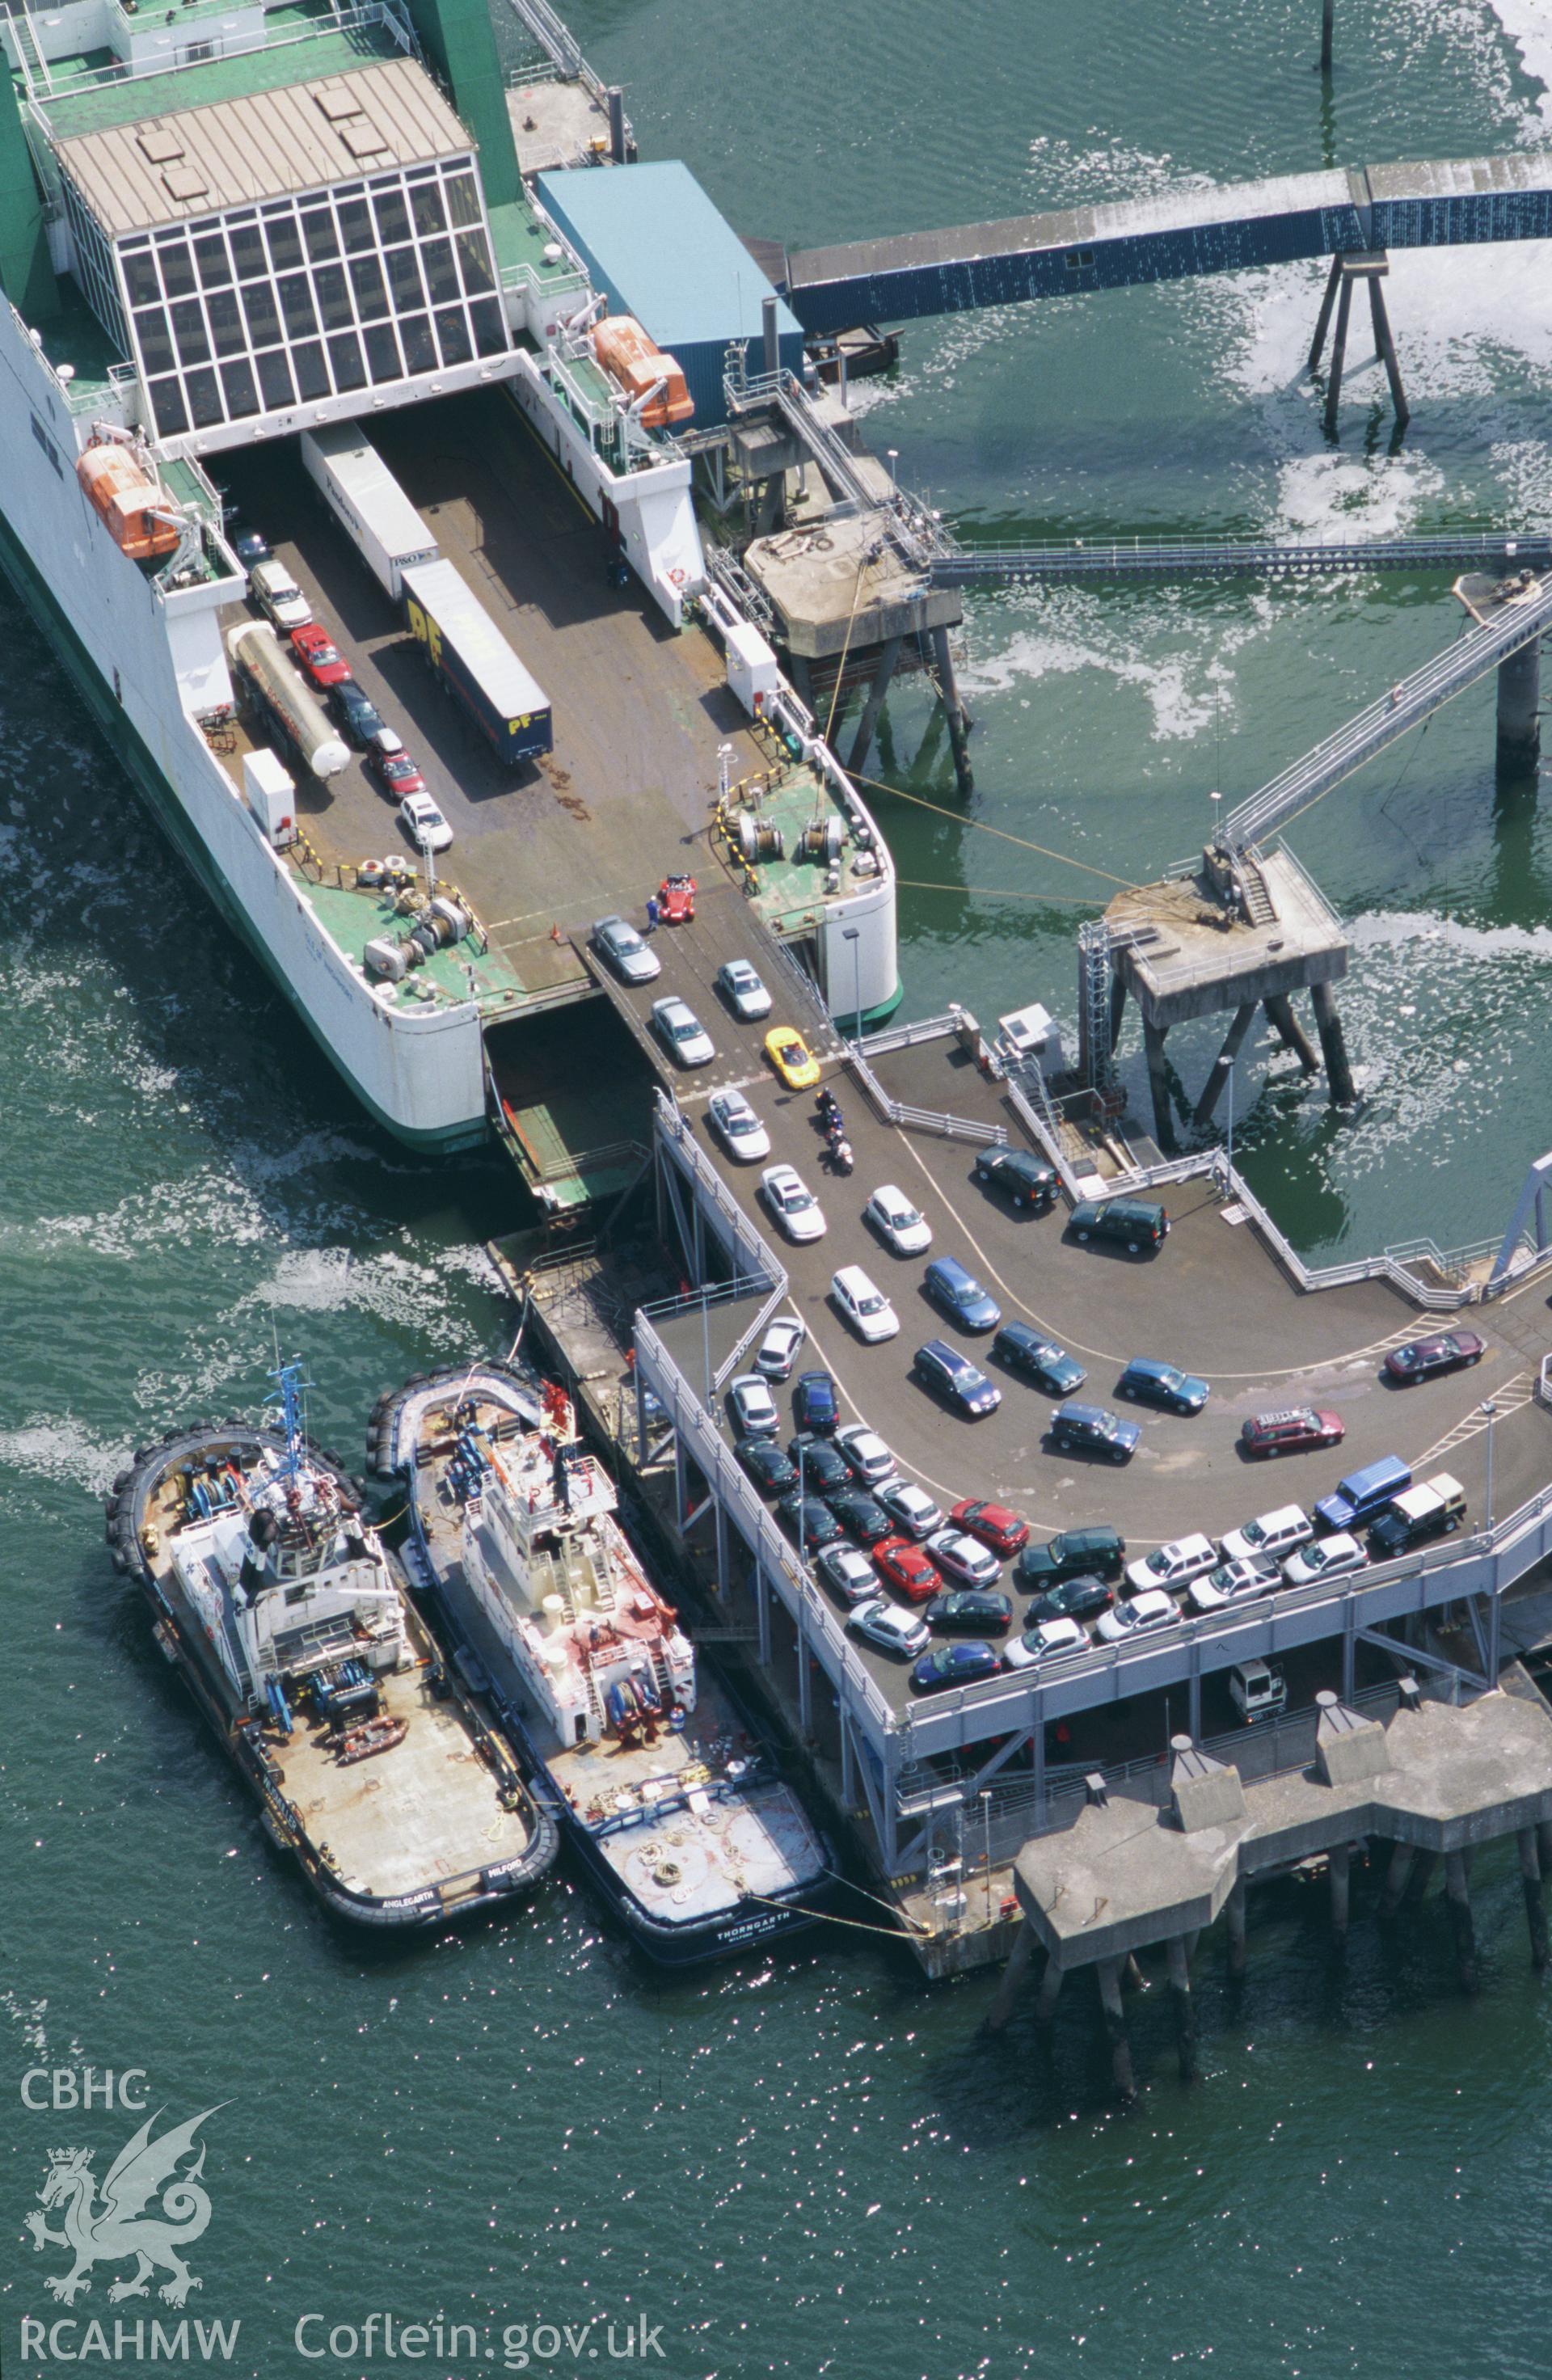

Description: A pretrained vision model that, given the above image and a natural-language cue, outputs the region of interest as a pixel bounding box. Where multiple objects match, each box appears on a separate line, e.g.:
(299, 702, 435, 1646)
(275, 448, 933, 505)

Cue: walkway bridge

(930, 527, 1552, 590)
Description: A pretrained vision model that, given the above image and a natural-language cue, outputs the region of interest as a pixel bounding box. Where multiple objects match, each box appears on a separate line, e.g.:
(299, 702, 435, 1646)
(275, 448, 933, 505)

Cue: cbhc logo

(20, 2069, 149, 2109)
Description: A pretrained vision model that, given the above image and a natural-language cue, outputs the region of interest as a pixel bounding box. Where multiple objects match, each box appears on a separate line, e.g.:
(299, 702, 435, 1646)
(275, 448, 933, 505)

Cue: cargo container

(399, 558, 552, 766)
(226, 622, 349, 780)
(301, 424, 441, 601)
(241, 747, 297, 847)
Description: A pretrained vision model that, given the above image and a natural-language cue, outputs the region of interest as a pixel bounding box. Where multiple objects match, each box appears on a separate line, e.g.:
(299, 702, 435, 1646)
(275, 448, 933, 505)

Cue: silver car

(755, 1314, 806, 1380)
(816, 1546, 879, 1609)
(761, 1163, 826, 1243)
(848, 1599, 931, 1658)
(835, 1423, 897, 1486)
(925, 1528, 1002, 1587)
(728, 1374, 780, 1438)
(863, 1183, 933, 1256)
(707, 1089, 770, 1163)
(878, 1480, 944, 1540)
(715, 958, 772, 1021)
(592, 914, 660, 985)
(652, 996, 714, 1068)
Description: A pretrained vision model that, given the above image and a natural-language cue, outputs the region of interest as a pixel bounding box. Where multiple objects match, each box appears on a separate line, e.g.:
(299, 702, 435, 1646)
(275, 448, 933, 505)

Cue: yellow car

(764, 1025, 822, 1091)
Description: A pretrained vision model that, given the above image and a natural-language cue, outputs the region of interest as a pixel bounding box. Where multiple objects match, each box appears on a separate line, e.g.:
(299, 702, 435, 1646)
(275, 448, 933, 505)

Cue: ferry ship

(0, 0, 896, 1188)
(382, 1364, 833, 1962)
(107, 1359, 559, 1925)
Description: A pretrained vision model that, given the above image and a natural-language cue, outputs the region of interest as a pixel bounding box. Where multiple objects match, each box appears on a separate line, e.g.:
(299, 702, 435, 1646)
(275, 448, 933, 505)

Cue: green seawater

(7, 1, 1552, 2371)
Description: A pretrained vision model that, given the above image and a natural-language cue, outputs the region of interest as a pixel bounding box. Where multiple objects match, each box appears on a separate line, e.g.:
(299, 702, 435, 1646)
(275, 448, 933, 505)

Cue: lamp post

(1208, 784, 1221, 853)
(981, 1788, 993, 1923)
(843, 923, 862, 1042)
(1482, 1398, 1498, 1530)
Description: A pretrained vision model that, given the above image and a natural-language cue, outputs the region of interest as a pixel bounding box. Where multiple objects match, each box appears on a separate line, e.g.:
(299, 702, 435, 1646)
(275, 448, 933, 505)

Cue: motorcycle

(827, 1136, 855, 1175)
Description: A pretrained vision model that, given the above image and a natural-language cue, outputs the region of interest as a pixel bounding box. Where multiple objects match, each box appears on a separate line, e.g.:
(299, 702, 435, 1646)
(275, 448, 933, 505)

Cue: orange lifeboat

(592, 314, 694, 428)
(76, 445, 179, 560)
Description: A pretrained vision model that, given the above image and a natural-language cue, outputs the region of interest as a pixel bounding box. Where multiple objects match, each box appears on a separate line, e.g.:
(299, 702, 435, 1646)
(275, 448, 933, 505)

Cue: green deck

(487, 189, 584, 289)
(297, 871, 530, 1018)
(38, 17, 402, 133)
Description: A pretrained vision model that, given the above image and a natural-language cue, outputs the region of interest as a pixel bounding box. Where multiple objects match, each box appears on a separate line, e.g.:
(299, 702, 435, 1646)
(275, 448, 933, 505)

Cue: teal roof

(534, 160, 802, 351)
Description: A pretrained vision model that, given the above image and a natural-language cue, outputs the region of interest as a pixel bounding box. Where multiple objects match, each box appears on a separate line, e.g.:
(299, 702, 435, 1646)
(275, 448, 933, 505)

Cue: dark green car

(1015, 1525, 1127, 1589)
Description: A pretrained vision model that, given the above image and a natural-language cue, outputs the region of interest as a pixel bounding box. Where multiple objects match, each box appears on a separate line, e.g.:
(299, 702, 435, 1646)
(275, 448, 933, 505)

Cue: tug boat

(106, 1360, 558, 1927)
(378, 1365, 833, 1964)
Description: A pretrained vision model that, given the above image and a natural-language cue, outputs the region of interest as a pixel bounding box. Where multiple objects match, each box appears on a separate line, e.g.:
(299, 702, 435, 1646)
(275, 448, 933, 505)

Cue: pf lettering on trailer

(21, 2070, 149, 2110)
(406, 596, 443, 671)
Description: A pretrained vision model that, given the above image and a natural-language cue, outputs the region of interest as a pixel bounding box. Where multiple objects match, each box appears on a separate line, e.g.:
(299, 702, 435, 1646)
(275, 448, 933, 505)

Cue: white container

(241, 746, 297, 847)
(724, 618, 780, 716)
(302, 424, 441, 601)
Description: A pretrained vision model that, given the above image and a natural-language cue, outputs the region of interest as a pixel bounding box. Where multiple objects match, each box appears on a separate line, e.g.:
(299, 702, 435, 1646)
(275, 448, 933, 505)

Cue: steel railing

(926, 525, 1552, 589)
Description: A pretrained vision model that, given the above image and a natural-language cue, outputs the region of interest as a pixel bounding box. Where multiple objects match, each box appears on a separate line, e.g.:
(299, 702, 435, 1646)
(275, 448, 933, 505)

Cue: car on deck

(367, 729, 426, 800)
(923, 1255, 1002, 1333)
(848, 1600, 931, 1659)
(706, 1089, 770, 1163)
(835, 1424, 897, 1486)
(1116, 1358, 1209, 1415)
(250, 557, 310, 631)
(1282, 1532, 1366, 1586)
(727, 1374, 781, 1440)
(1220, 1505, 1312, 1564)
(1383, 1330, 1486, 1384)
(1015, 1526, 1126, 1588)
(778, 1494, 845, 1555)
(1187, 1555, 1280, 1613)
(289, 623, 352, 688)
(925, 1589, 1014, 1635)
(399, 791, 451, 852)
(874, 1537, 940, 1602)
(651, 996, 715, 1069)
(1003, 1615, 1090, 1669)
(787, 1432, 850, 1492)
(825, 1488, 895, 1548)
(830, 1264, 900, 1344)
(911, 1641, 1002, 1694)
(877, 1480, 944, 1540)
(1095, 1589, 1181, 1643)
(1124, 1533, 1217, 1595)
(992, 1323, 1086, 1396)
(951, 1499, 1030, 1558)
(760, 1163, 826, 1243)
(912, 1340, 1002, 1418)
(1049, 1402, 1140, 1463)
(591, 914, 660, 986)
(816, 1546, 881, 1610)
(764, 1025, 822, 1090)
(736, 1438, 798, 1496)
(715, 958, 772, 1020)
(1240, 1407, 1345, 1458)
(926, 1528, 1002, 1588)
(1024, 1574, 1115, 1626)
(755, 1314, 806, 1380)
(329, 681, 386, 748)
(656, 872, 696, 923)
(792, 1371, 839, 1435)
(972, 1147, 1058, 1210)
(863, 1183, 933, 1256)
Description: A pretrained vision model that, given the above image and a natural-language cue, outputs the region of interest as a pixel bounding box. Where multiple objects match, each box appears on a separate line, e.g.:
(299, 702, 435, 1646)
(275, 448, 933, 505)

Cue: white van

(250, 559, 312, 631)
(1229, 1660, 1286, 1724)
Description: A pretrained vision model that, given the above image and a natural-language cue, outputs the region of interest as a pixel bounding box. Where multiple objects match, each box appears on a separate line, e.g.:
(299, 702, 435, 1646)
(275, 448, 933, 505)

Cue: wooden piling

(1143, 1019, 1174, 1150)
(1310, 979, 1356, 1105)
(1264, 993, 1320, 1074)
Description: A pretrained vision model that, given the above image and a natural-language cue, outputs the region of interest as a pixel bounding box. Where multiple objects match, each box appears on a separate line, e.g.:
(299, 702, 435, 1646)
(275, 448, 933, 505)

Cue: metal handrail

(844, 1040, 1007, 1148)
(927, 525, 1552, 589)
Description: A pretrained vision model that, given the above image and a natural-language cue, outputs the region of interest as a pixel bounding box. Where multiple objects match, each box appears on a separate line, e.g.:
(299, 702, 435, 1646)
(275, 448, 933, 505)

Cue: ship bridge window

(277, 272, 318, 339)
(134, 303, 175, 373)
(348, 253, 389, 320)
(205, 287, 245, 358)
(148, 375, 188, 436)
(373, 188, 410, 246)
(228, 222, 267, 281)
(255, 348, 296, 409)
(336, 196, 373, 254)
(410, 180, 445, 237)
(171, 296, 210, 365)
(193, 233, 232, 288)
(264, 214, 303, 274)
(122, 249, 160, 306)
(420, 237, 458, 306)
(302, 207, 340, 263)
(158, 241, 196, 298)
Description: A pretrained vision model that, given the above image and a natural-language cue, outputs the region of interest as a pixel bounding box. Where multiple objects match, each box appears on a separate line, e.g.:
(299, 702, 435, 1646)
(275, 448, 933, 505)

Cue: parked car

(863, 1183, 933, 1256)
(1004, 1615, 1089, 1669)
(830, 1264, 899, 1344)
(925, 1527, 1002, 1588)
(329, 680, 386, 747)
(1025, 1574, 1115, 1626)
(878, 1480, 944, 1539)
(911, 1641, 1002, 1694)
(367, 730, 426, 800)
(787, 1432, 850, 1492)
(1229, 1660, 1287, 1724)
(1016, 1526, 1127, 1588)
(1315, 1456, 1411, 1536)
(1095, 1589, 1182, 1642)
(1116, 1358, 1209, 1415)
(792, 1371, 839, 1434)
(289, 622, 352, 689)
(760, 1163, 826, 1243)
(591, 914, 660, 986)
(737, 1437, 798, 1496)
(231, 526, 270, 571)
(993, 1323, 1086, 1395)
(764, 1025, 821, 1090)
(651, 996, 715, 1069)
(1282, 1532, 1366, 1585)
(1124, 1534, 1217, 1595)
(656, 871, 695, 923)
(399, 791, 452, 852)
(777, 1493, 844, 1555)
(924, 1255, 1002, 1333)
(727, 1374, 781, 1440)
(875, 1537, 941, 1602)
(826, 1488, 895, 1547)
(1220, 1505, 1313, 1563)
(1241, 1406, 1345, 1458)
(951, 1499, 1029, 1558)
(816, 1546, 880, 1609)
(1187, 1555, 1280, 1613)
(849, 1600, 931, 1658)
(972, 1147, 1058, 1210)
(1367, 1472, 1467, 1559)
(250, 557, 310, 630)
(835, 1424, 897, 1486)
(706, 1089, 770, 1163)
(715, 958, 771, 1020)
(926, 1589, 1013, 1635)
(1066, 1197, 1169, 1255)
(755, 1315, 806, 1380)
(913, 1340, 1002, 1417)
(1050, 1402, 1141, 1463)
(1383, 1330, 1486, 1384)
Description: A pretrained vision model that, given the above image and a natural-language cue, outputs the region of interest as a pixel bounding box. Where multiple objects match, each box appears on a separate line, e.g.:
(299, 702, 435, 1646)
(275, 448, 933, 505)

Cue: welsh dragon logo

(23, 2105, 223, 2308)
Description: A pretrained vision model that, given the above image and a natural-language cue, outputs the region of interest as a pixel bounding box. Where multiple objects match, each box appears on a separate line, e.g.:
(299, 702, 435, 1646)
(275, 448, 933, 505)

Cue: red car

(874, 1536, 938, 1604)
(366, 731, 426, 800)
(1240, 1407, 1345, 1458)
(1383, 1331, 1485, 1385)
(951, 1498, 1030, 1558)
(289, 623, 353, 688)
(658, 872, 696, 924)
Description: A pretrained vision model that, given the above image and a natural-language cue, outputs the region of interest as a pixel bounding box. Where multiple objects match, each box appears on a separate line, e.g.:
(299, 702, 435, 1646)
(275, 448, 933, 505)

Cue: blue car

(1050, 1401, 1141, 1464)
(993, 1322, 1086, 1395)
(923, 1255, 1002, 1333)
(910, 1640, 1002, 1695)
(792, 1370, 839, 1434)
(1116, 1358, 1208, 1415)
(913, 1339, 1002, 1417)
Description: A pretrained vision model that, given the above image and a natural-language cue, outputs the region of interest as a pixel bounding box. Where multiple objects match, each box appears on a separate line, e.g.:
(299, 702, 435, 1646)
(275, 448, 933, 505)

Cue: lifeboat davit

(592, 314, 694, 428)
(76, 444, 179, 560)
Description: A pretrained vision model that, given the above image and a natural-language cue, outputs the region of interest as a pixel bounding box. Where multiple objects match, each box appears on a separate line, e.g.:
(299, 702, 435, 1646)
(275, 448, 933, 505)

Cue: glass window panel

(158, 242, 196, 298)
(122, 249, 161, 306)
(313, 262, 352, 331)
(363, 321, 401, 382)
(204, 286, 244, 358)
(219, 357, 259, 418)
(255, 348, 295, 409)
(291, 340, 329, 399)
(432, 306, 471, 367)
(327, 330, 366, 390)
(336, 197, 373, 255)
(443, 171, 479, 228)
(184, 365, 222, 428)
(265, 213, 303, 273)
(420, 238, 458, 306)
(373, 187, 411, 247)
(228, 222, 266, 281)
(241, 281, 281, 348)
(411, 180, 445, 236)
(398, 313, 435, 374)
(470, 297, 506, 357)
(348, 253, 388, 321)
(302, 207, 340, 263)
(455, 230, 495, 297)
(170, 297, 210, 365)
(133, 303, 175, 373)
(276, 272, 318, 339)
(149, 374, 188, 436)
(386, 247, 424, 309)
(193, 234, 231, 289)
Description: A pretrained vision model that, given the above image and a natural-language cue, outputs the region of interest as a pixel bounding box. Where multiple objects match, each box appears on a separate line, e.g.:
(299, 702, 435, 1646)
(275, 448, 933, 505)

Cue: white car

(836, 1423, 897, 1486)
(1124, 1533, 1217, 1596)
(1095, 1588, 1182, 1643)
(1220, 1504, 1312, 1563)
(1187, 1555, 1280, 1614)
(863, 1183, 933, 1256)
(651, 996, 714, 1069)
(591, 914, 660, 985)
(706, 1089, 770, 1163)
(761, 1163, 826, 1243)
(715, 958, 772, 1021)
(830, 1264, 899, 1344)
(727, 1374, 780, 1439)
(848, 1599, 931, 1658)
(754, 1314, 806, 1380)
(250, 558, 310, 630)
(925, 1528, 1002, 1588)
(1283, 1532, 1366, 1586)
(878, 1479, 943, 1539)
(399, 791, 453, 851)
(816, 1545, 879, 1608)
(1004, 1615, 1088, 1669)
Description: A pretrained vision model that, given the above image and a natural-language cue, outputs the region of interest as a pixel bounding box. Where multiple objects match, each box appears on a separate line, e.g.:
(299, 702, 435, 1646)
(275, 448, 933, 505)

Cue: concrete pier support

(1380, 1842, 1415, 1916)
(1143, 1019, 1174, 1149)
(1403, 1848, 1438, 1908)
(1367, 276, 1411, 429)
(984, 1918, 1038, 2032)
(1096, 1959, 1137, 2104)
(1495, 638, 1541, 776)
(1320, 0, 1334, 72)
(1444, 1849, 1478, 1993)
(1225, 1879, 1247, 1977)
(1033, 1955, 1065, 2031)
(847, 635, 901, 778)
(1328, 1843, 1351, 1945)
(1310, 979, 1356, 1105)
(1518, 1828, 1549, 1969)
(1109, 972, 1128, 1052)
(1323, 270, 1354, 437)
(1191, 1000, 1257, 1128)
(1122, 1952, 1149, 1993)
(930, 625, 974, 795)
(1264, 993, 1320, 1074)
(1166, 1935, 1196, 2081)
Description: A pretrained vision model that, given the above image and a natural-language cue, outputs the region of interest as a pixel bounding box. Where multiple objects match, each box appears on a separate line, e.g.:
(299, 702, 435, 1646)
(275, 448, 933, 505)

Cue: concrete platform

(1107, 849, 1349, 1030)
